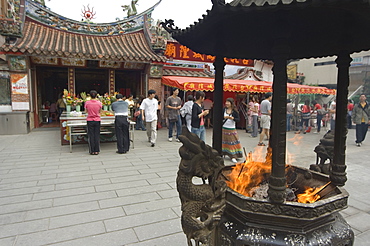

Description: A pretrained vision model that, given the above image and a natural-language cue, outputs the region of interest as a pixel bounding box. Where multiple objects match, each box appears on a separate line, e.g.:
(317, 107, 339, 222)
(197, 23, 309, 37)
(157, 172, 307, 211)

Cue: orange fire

(225, 145, 330, 203)
(297, 181, 331, 203)
(225, 148, 272, 197)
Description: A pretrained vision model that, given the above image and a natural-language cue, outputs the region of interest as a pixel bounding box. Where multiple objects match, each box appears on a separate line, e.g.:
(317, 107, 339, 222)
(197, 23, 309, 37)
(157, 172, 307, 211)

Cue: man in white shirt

(140, 90, 158, 147)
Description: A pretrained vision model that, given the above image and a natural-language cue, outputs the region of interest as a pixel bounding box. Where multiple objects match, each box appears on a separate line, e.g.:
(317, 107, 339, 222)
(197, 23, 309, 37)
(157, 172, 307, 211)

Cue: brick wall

(148, 78, 161, 95)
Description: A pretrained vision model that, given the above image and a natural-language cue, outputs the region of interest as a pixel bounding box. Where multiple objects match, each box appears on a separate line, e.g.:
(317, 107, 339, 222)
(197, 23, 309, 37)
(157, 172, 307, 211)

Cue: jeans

(135, 113, 146, 130)
(330, 119, 335, 131)
(191, 125, 206, 142)
(58, 108, 65, 119)
(168, 115, 182, 139)
(87, 121, 100, 153)
(356, 123, 368, 143)
(185, 114, 192, 132)
(316, 114, 323, 132)
(301, 118, 309, 131)
(115, 116, 130, 152)
(286, 114, 292, 131)
(251, 115, 258, 137)
(347, 114, 352, 129)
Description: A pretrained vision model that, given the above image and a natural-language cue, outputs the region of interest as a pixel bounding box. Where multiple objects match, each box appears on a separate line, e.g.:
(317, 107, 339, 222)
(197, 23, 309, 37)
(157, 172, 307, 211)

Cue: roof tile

(1, 20, 165, 63)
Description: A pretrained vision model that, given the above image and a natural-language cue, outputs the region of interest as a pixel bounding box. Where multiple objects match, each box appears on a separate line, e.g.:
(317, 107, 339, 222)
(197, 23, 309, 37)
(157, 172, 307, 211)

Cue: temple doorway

(115, 70, 142, 97)
(75, 68, 109, 96)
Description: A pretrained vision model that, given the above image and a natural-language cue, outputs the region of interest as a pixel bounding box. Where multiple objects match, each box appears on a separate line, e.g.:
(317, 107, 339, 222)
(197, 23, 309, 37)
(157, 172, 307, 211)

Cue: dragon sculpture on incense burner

(177, 127, 226, 246)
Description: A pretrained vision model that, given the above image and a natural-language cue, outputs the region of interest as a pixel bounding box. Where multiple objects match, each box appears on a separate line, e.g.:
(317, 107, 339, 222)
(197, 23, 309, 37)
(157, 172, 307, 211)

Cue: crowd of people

(76, 87, 369, 160)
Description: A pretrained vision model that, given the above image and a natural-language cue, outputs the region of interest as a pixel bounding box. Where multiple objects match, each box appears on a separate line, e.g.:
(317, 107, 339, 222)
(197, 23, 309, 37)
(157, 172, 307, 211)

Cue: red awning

(161, 76, 336, 95)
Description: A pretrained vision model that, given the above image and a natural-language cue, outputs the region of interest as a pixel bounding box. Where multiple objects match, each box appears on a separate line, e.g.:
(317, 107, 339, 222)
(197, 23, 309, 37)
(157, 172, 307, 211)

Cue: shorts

(260, 115, 271, 129)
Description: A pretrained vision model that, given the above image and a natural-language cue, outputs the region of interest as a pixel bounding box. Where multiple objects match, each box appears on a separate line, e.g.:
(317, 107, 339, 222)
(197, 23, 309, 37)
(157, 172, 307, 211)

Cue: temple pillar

(267, 43, 289, 204)
(331, 51, 352, 186)
(212, 56, 226, 154)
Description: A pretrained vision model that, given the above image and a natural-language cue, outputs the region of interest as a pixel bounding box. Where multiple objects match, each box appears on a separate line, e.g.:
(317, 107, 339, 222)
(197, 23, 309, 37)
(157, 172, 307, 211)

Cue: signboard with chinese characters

(11, 74, 28, 94)
(99, 61, 121, 68)
(164, 42, 254, 67)
(31, 57, 58, 65)
(11, 73, 30, 110)
(61, 58, 85, 67)
(287, 65, 297, 80)
(123, 62, 145, 70)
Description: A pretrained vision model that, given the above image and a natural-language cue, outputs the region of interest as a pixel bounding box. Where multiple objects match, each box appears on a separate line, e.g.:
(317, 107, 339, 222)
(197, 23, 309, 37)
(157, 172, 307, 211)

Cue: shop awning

(162, 76, 336, 95)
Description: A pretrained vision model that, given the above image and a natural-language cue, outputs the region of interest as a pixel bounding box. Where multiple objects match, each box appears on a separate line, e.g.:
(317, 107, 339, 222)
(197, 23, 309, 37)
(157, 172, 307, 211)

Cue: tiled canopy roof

(2, 20, 166, 63)
(163, 68, 213, 77)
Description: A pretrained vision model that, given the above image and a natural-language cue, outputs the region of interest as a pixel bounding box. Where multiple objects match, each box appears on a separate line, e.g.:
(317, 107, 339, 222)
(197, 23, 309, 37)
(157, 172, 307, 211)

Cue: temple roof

(163, 67, 213, 77)
(2, 19, 165, 63)
(165, 0, 370, 60)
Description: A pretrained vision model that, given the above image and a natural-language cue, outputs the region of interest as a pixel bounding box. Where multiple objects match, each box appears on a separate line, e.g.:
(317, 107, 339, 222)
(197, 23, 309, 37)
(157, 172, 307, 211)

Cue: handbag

(317, 108, 327, 115)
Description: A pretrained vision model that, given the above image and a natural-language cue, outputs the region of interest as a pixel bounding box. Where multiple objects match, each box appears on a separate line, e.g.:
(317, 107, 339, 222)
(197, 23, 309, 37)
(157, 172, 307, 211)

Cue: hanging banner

(11, 74, 28, 94)
(11, 73, 30, 110)
(164, 42, 254, 67)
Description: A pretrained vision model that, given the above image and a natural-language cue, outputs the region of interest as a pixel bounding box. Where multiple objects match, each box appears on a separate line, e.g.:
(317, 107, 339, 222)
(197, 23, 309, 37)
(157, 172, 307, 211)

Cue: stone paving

(0, 126, 369, 245)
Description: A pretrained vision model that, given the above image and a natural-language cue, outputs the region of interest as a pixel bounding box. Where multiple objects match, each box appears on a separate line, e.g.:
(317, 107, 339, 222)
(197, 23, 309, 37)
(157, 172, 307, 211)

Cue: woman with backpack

(180, 94, 194, 132)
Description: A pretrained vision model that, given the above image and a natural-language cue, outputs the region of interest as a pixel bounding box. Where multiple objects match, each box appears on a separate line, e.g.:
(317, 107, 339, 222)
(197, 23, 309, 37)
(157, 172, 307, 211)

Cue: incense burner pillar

(331, 51, 352, 186)
(213, 56, 226, 154)
(268, 43, 290, 203)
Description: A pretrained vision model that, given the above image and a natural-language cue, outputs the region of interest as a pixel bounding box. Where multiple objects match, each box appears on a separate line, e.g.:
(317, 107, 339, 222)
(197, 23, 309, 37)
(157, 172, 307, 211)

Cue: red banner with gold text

(164, 42, 254, 67)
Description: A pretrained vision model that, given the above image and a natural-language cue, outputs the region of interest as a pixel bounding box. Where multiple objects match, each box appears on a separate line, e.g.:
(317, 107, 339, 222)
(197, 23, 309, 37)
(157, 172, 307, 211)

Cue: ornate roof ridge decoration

(0, 0, 25, 37)
(1, 20, 166, 63)
(25, 0, 162, 36)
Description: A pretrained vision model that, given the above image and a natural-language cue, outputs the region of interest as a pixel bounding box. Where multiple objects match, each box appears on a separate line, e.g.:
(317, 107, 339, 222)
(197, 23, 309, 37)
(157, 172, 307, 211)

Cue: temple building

(0, 0, 166, 131)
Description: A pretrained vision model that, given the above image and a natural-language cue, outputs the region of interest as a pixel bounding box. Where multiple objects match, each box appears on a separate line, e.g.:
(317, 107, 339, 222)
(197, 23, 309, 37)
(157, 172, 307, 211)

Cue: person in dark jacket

(222, 98, 243, 163)
(352, 94, 370, 147)
(191, 91, 209, 141)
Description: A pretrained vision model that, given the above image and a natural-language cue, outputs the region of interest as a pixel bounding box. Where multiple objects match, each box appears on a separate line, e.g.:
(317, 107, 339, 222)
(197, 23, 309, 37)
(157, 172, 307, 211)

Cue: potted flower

(63, 89, 74, 112)
(101, 93, 112, 111)
(74, 97, 84, 112)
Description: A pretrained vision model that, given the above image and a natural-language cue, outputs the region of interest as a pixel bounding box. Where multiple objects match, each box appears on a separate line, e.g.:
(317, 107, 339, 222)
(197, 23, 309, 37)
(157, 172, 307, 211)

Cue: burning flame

(297, 181, 331, 203)
(225, 145, 331, 204)
(225, 148, 272, 197)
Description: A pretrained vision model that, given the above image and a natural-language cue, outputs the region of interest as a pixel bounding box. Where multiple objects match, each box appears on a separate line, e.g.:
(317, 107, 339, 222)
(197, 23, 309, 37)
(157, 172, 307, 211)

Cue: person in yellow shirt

(352, 94, 370, 147)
